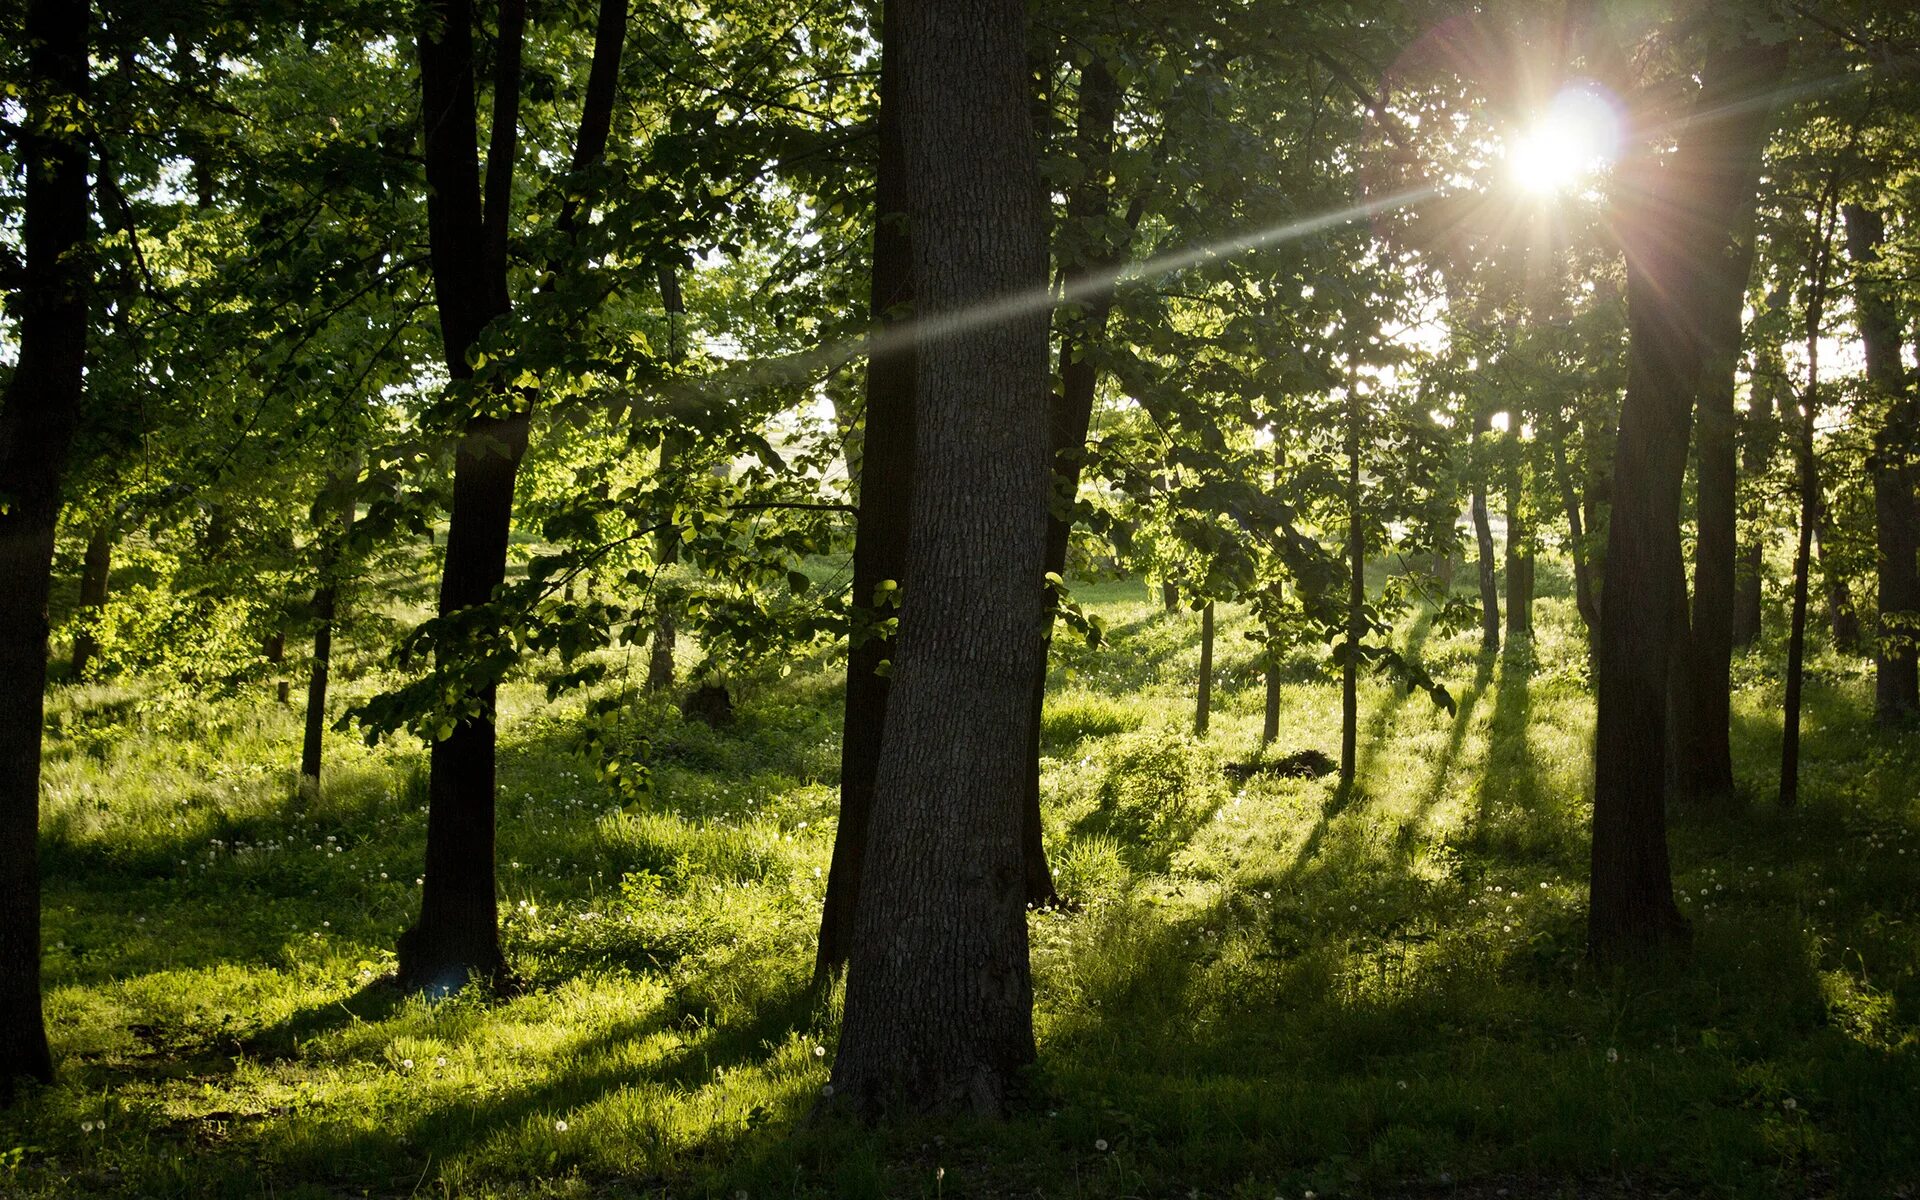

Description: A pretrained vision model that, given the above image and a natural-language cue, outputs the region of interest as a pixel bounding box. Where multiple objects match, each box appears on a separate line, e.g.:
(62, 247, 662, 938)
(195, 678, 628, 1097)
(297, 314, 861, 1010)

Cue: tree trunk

(398, 0, 528, 993)
(0, 0, 90, 1094)
(1811, 428, 1862, 653)
(1504, 430, 1533, 638)
(1844, 205, 1919, 720)
(1342, 373, 1364, 786)
(647, 262, 688, 693)
(1161, 580, 1178, 612)
(1784, 191, 1843, 808)
(1195, 601, 1215, 738)
(1588, 37, 1782, 963)
(828, 0, 1047, 1118)
(1549, 422, 1599, 634)
(1016, 55, 1134, 911)
(69, 524, 112, 680)
(1733, 331, 1783, 648)
(1673, 117, 1767, 804)
(301, 467, 359, 788)
(816, 5, 915, 987)
(1470, 408, 1500, 652)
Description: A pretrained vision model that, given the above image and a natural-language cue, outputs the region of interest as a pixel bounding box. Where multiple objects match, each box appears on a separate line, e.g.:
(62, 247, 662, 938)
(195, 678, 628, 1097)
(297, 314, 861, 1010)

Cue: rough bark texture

(69, 524, 112, 679)
(815, 7, 914, 986)
(1470, 408, 1501, 652)
(1844, 205, 1919, 720)
(1196, 602, 1215, 738)
(1589, 39, 1781, 963)
(0, 0, 89, 1093)
(828, 0, 1047, 1118)
(398, 0, 526, 993)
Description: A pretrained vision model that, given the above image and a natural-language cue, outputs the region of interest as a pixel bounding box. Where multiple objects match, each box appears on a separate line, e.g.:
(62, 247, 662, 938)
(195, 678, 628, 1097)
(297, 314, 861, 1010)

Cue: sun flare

(1506, 84, 1622, 195)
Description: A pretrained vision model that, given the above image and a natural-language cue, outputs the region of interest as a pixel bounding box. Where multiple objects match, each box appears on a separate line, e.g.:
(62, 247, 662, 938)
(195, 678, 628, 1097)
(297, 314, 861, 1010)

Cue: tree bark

(301, 467, 359, 788)
(816, 4, 915, 988)
(1195, 601, 1215, 738)
(1784, 189, 1844, 808)
(1504, 429, 1533, 638)
(69, 524, 112, 680)
(1470, 408, 1501, 652)
(1733, 334, 1783, 648)
(1588, 37, 1782, 963)
(1844, 205, 1919, 720)
(647, 264, 688, 694)
(1161, 580, 1179, 612)
(0, 0, 90, 1094)
(828, 0, 1047, 1118)
(1673, 111, 1767, 803)
(1342, 374, 1364, 786)
(399, 0, 529, 993)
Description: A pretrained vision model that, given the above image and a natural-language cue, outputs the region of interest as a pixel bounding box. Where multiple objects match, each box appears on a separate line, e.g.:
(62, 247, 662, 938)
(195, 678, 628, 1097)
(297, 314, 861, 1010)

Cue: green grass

(4, 574, 1918, 1198)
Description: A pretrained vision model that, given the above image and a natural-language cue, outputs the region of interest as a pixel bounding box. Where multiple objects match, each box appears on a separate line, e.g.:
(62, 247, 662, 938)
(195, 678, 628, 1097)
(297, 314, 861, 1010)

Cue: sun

(1506, 84, 1622, 196)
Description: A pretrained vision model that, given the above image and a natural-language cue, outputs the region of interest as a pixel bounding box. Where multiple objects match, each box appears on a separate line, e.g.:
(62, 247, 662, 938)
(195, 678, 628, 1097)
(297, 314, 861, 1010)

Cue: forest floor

(3, 573, 1918, 1199)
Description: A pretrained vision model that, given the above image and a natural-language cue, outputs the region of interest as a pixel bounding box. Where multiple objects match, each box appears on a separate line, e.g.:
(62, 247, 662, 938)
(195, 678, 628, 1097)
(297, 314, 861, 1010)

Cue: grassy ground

(4, 572, 1917, 1198)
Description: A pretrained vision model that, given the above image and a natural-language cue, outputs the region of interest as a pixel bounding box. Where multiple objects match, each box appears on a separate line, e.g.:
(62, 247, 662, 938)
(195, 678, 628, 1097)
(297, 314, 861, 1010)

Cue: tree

(0, 0, 90, 1093)
(815, 2, 914, 987)
(1588, 30, 1784, 963)
(1843, 203, 1919, 720)
(827, 0, 1049, 1118)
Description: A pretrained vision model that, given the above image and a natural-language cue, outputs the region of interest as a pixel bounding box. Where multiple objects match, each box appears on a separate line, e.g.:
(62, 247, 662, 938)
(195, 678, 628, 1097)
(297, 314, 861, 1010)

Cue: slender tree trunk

(301, 467, 359, 788)
(68, 524, 112, 679)
(399, 0, 625, 994)
(828, 0, 1047, 1118)
(816, 6, 915, 987)
(1588, 37, 1782, 963)
(1342, 378, 1364, 786)
(1504, 430, 1533, 638)
(1784, 191, 1843, 808)
(1733, 334, 1783, 648)
(1550, 423, 1599, 634)
(1674, 122, 1766, 803)
(397, 0, 526, 994)
(1195, 601, 1215, 738)
(1263, 623, 1282, 746)
(1016, 58, 1132, 910)
(1161, 580, 1178, 612)
(0, 0, 89, 1094)
(1844, 205, 1919, 720)
(1470, 408, 1500, 652)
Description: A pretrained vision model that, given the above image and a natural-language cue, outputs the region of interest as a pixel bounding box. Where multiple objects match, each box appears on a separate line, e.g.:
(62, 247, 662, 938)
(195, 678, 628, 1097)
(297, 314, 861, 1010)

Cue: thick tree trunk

(1195, 601, 1215, 738)
(1470, 409, 1500, 652)
(1844, 205, 1919, 720)
(301, 468, 358, 788)
(68, 524, 112, 679)
(0, 0, 90, 1094)
(1588, 38, 1781, 963)
(1161, 580, 1178, 612)
(828, 0, 1047, 1118)
(398, 0, 526, 993)
(816, 7, 915, 987)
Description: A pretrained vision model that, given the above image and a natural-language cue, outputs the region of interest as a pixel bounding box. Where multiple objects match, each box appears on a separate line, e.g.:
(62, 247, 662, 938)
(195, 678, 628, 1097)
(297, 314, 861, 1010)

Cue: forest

(2, 0, 1918, 1195)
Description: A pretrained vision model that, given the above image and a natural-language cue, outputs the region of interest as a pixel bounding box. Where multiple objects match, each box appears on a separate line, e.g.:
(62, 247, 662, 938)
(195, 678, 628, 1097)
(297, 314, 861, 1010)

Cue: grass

(4, 571, 1918, 1198)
